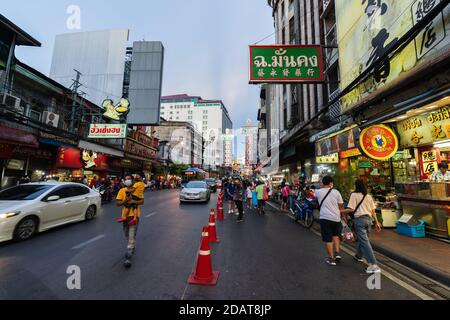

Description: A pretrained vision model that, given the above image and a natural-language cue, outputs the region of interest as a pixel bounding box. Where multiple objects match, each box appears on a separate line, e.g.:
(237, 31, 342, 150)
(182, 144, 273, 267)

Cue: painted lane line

(72, 235, 106, 250)
(145, 212, 157, 218)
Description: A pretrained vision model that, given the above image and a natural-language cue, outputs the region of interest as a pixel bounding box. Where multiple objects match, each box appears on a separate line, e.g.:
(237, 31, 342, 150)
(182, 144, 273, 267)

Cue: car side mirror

(46, 195, 60, 202)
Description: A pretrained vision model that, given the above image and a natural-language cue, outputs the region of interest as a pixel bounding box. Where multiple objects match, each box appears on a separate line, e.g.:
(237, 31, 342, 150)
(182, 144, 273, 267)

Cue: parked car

(204, 178, 217, 193)
(179, 181, 211, 203)
(0, 182, 101, 243)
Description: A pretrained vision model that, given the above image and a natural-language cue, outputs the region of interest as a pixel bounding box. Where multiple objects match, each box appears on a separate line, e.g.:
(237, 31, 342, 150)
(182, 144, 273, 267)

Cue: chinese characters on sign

(411, 0, 445, 60)
(249, 45, 323, 83)
(421, 149, 439, 177)
(396, 105, 450, 147)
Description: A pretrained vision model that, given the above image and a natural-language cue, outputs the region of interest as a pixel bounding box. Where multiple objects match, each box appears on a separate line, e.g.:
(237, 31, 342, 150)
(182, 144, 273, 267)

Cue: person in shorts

(280, 183, 291, 212)
(314, 176, 344, 266)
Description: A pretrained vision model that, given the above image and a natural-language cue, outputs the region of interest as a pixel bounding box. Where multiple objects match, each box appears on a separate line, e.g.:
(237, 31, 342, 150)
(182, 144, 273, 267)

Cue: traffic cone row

(209, 209, 220, 243)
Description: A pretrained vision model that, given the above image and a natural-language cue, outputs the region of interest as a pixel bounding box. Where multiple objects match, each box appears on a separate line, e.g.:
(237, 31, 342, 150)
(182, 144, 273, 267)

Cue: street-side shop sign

(396, 105, 450, 147)
(316, 127, 360, 157)
(359, 125, 399, 160)
(316, 153, 339, 164)
(249, 45, 324, 83)
(88, 124, 127, 139)
(336, 0, 449, 112)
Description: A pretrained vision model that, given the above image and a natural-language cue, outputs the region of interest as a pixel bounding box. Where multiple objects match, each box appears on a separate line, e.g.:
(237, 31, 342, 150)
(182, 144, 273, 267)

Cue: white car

(179, 181, 211, 203)
(0, 182, 101, 243)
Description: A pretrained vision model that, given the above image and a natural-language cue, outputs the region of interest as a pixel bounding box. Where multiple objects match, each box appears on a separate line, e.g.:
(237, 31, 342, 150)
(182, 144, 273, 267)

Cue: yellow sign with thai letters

(397, 105, 450, 147)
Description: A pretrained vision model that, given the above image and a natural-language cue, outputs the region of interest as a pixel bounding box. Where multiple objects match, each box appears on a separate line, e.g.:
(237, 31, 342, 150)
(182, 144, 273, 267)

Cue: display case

(395, 182, 450, 239)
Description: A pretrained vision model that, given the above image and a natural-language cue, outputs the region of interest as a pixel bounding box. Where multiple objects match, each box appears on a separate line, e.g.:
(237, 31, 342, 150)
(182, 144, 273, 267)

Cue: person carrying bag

(341, 180, 382, 274)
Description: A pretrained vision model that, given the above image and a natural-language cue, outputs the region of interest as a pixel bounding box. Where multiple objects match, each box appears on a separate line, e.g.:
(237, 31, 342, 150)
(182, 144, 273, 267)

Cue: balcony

(321, 0, 335, 19)
(324, 24, 339, 68)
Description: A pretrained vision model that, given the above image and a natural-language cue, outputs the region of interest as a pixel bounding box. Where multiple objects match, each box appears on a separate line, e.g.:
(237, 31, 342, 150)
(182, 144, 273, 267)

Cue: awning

(79, 140, 124, 158)
(0, 126, 38, 147)
(39, 137, 76, 148)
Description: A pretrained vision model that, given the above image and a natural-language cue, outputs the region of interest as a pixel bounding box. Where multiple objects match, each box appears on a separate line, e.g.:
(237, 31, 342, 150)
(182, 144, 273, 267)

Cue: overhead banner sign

(249, 45, 324, 83)
(88, 124, 127, 139)
(336, 0, 449, 112)
(359, 125, 399, 160)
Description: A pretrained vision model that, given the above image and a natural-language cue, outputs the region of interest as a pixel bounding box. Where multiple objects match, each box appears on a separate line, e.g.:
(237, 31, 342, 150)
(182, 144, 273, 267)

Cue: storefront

(386, 99, 450, 239)
(123, 130, 158, 177)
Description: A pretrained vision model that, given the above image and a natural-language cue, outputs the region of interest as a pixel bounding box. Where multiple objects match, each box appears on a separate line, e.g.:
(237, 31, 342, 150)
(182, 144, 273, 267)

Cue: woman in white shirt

(341, 179, 382, 274)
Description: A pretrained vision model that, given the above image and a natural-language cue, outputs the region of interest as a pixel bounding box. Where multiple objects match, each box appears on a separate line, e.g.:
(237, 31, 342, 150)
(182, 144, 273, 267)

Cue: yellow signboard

(396, 105, 450, 147)
(316, 153, 339, 164)
(335, 0, 449, 112)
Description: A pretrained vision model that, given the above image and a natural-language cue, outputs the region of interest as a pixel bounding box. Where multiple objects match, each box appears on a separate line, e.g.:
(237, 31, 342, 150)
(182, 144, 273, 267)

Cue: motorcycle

(97, 184, 113, 203)
(290, 188, 316, 228)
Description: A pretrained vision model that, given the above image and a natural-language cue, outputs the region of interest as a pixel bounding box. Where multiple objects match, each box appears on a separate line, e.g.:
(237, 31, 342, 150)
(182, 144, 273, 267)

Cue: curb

(369, 241, 450, 288)
(267, 201, 450, 287)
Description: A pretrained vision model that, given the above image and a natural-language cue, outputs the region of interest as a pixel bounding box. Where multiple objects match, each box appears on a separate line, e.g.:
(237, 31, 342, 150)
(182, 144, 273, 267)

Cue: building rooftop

(0, 14, 41, 47)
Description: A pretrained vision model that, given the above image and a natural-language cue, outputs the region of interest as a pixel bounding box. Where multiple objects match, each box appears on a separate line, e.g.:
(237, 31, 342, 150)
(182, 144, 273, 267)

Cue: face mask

(124, 180, 133, 187)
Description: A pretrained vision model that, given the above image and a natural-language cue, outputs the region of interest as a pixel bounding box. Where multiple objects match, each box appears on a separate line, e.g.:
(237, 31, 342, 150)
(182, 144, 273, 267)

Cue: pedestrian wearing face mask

(116, 175, 144, 268)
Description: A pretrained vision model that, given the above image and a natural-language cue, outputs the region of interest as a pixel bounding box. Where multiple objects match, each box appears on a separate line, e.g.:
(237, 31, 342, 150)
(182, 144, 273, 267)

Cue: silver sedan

(179, 181, 211, 203)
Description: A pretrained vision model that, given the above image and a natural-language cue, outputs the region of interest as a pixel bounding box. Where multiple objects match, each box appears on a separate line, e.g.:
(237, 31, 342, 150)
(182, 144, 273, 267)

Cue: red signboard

(56, 147, 83, 169)
(359, 125, 399, 161)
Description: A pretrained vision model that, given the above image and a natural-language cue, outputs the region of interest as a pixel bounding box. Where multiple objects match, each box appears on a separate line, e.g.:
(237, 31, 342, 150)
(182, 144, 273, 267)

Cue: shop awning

(39, 137, 76, 148)
(79, 140, 124, 158)
(0, 126, 38, 147)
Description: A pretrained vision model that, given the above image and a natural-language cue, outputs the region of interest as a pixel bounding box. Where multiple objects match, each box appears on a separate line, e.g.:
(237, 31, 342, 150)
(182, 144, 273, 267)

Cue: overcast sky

(2, 1, 274, 156)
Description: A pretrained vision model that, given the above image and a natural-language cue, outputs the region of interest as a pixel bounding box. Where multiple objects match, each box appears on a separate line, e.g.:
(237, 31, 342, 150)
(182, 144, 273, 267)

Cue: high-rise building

(160, 94, 233, 168)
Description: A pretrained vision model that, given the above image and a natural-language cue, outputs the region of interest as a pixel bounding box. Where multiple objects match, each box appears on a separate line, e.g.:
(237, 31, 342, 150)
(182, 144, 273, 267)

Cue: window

(188, 116, 192, 120)
(29, 109, 41, 122)
(71, 186, 90, 196)
(47, 186, 74, 200)
(0, 185, 53, 201)
(176, 117, 179, 120)
(203, 121, 208, 125)
(203, 110, 208, 114)
(203, 116, 208, 119)
(170, 112, 173, 114)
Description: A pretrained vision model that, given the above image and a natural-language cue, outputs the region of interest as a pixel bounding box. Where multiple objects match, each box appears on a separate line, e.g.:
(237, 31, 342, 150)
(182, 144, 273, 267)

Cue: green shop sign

(249, 45, 324, 83)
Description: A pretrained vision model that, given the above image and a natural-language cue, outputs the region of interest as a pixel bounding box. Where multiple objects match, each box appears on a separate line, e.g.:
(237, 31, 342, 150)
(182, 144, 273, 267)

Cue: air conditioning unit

(42, 111, 60, 128)
(1, 93, 24, 114)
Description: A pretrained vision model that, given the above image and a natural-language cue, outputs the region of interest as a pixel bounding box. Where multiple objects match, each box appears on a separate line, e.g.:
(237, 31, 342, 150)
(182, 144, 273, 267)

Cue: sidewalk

(267, 201, 450, 287)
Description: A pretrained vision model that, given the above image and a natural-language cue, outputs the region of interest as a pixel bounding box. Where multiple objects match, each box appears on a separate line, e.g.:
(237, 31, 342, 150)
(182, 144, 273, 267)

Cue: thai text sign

(88, 124, 127, 139)
(396, 105, 450, 147)
(249, 45, 324, 83)
(335, 0, 449, 112)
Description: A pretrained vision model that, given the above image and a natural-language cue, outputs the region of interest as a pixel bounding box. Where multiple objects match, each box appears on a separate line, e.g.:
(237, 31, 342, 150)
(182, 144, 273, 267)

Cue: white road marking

(72, 235, 105, 250)
(145, 212, 157, 218)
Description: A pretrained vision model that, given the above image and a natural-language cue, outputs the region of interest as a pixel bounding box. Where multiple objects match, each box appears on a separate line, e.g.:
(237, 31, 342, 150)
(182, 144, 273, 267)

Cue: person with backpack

(314, 176, 345, 266)
(341, 179, 382, 274)
(280, 182, 291, 212)
(256, 181, 269, 215)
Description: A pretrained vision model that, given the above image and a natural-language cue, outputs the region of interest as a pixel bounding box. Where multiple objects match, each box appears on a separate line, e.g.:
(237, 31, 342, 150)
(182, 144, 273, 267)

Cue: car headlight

(0, 211, 20, 219)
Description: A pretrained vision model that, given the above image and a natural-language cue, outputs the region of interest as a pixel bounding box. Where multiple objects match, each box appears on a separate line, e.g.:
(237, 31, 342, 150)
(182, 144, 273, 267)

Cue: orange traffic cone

(217, 203, 224, 221)
(188, 226, 219, 286)
(209, 213, 220, 243)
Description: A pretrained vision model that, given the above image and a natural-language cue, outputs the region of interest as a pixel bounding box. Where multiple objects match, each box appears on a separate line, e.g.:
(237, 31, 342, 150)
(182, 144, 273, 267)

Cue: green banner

(249, 45, 323, 83)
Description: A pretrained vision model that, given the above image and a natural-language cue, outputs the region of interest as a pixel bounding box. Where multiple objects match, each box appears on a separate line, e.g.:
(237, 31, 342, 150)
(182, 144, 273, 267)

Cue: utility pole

(69, 69, 83, 133)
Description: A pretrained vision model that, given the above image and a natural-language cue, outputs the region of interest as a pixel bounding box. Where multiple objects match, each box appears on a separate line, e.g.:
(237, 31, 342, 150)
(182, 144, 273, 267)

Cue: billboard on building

(336, 0, 450, 113)
(249, 45, 324, 83)
(127, 41, 164, 125)
(50, 29, 129, 107)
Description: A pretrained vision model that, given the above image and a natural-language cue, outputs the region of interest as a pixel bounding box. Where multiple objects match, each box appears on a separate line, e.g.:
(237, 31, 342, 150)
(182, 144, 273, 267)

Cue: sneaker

(365, 265, 381, 274)
(335, 254, 342, 262)
(124, 259, 132, 269)
(325, 257, 337, 266)
(237, 219, 244, 223)
(354, 255, 364, 263)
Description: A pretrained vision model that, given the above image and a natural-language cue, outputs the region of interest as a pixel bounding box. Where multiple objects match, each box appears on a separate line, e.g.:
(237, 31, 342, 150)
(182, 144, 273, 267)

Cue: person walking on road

(341, 179, 382, 274)
(246, 183, 253, 209)
(256, 181, 267, 215)
(225, 178, 236, 214)
(116, 176, 145, 268)
(234, 179, 245, 222)
(314, 176, 344, 266)
(280, 183, 291, 212)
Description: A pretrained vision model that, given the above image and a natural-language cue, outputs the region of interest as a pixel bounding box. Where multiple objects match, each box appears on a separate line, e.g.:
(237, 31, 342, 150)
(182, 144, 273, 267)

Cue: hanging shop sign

(316, 127, 360, 157)
(335, 0, 449, 112)
(396, 105, 450, 148)
(102, 98, 131, 121)
(316, 153, 339, 164)
(419, 148, 440, 179)
(125, 139, 157, 160)
(56, 147, 83, 169)
(88, 124, 127, 139)
(39, 132, 77, 147)
(249, 45, 324, 83)
(359, 124, 399, 160)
